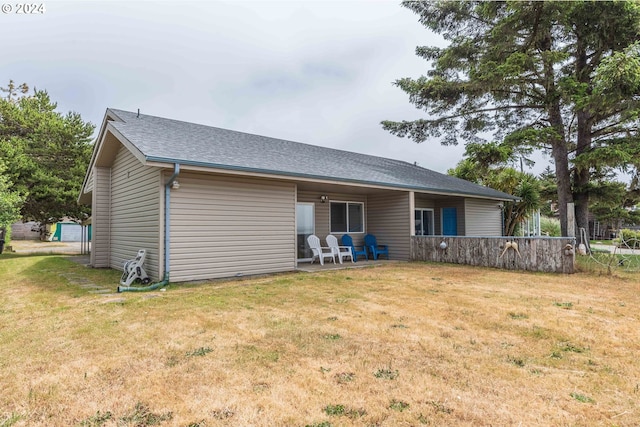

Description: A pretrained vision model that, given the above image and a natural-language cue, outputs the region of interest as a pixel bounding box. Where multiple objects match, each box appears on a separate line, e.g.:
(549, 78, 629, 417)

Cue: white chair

(307, 234, 335, 265)
(326, 234, 354, 264)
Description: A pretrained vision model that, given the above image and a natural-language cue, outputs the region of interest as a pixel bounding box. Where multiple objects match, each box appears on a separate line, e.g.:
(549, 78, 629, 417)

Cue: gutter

(118, 163, 180, 292)
(144, 156, 516, 202)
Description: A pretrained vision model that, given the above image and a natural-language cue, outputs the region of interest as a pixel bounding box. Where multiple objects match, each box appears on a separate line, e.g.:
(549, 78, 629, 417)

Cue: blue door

(442, 207, 457, 235)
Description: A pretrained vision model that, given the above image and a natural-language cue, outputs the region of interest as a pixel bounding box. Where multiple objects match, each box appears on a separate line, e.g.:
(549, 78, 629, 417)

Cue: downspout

(118, 163, 180, 292)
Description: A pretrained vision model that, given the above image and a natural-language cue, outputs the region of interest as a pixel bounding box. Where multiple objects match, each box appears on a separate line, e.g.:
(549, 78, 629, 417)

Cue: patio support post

(409, 191, 415, 237)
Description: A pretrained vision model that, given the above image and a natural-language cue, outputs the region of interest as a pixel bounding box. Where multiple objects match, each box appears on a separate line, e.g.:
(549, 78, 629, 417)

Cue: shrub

(615, 229, 640, 248)
(540, 216, 561, 237)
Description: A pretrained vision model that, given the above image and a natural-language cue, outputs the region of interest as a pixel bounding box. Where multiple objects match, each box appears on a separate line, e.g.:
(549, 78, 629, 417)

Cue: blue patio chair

(364, 234, 389, 260)
(341, 234, 368, 262)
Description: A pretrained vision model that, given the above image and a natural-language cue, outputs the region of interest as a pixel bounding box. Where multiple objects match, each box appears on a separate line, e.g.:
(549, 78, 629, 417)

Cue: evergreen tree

(383, 1, 640, 236)
(447, 141, 541, 235)
(0, 81, 94, 225)
(0, 160, 23, 229)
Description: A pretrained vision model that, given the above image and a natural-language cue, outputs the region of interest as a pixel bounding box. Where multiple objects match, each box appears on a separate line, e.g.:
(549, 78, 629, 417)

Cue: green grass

(323, 404, 346, 416)
(323, 405, 366, 419)
(78, 410, 112, 426)
(389, 399, 410, 412)
(185, 347, 213, 357)
(590, 239, 613, 245)
(374, 368, 399, 380)
(576, 252, 640, 276)
(305, 422, 332, 427)
(570, 392, 594, 404)
(77, 403, 173, 427)
(0, 413, 22, 427)
(0, 253, 121, 293)
(553, 301, 573, 309)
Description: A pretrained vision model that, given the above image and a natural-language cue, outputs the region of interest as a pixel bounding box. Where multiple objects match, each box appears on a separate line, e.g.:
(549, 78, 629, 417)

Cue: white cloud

(0, 0, 542, 175)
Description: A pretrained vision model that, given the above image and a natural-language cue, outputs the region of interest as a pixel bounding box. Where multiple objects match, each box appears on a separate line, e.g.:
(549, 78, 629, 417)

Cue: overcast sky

(3, 0, 496, 174)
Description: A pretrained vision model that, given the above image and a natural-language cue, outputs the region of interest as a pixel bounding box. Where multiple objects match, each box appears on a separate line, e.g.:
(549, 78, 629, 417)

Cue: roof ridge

(107, 108, 422, 169)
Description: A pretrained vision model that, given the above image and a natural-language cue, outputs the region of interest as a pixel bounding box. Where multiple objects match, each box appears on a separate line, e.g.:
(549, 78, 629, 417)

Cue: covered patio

(295, 181, 508, 265)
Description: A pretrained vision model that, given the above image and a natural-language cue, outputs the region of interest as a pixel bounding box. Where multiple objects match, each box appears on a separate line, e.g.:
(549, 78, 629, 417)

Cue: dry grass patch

(1, 255, 639, 426)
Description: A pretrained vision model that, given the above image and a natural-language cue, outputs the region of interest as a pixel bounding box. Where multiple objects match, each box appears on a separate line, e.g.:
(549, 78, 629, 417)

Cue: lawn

(1, 255, 639, 427)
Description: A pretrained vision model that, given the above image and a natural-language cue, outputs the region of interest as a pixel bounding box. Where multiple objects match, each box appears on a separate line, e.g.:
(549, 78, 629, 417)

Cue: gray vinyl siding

(415, 197, 436, 209)
(367, 192, 411, 261)
(169, 173, 296, 282)
(465, 198, 503, 236)
(85, 170, 94, 196)
(91, 167, 111, 268)
(109, 146, 161, 279)
(297, 191, 367, 247)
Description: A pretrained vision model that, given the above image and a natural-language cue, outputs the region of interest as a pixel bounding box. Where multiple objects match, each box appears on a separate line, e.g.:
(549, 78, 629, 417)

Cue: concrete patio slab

(296, 259, 397, 272)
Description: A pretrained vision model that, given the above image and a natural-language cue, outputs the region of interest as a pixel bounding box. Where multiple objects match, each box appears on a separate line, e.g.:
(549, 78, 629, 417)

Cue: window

(330, 202, 364, 233)
(415, 209, 434, 236)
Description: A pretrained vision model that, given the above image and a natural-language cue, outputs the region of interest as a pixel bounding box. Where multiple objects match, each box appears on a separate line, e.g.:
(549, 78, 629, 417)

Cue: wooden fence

(411, 236, 576, 274)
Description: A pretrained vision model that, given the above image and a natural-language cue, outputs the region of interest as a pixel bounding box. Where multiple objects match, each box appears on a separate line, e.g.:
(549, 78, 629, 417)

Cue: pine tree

(0, 81, 95, 225)
(383, 1, 640, 236)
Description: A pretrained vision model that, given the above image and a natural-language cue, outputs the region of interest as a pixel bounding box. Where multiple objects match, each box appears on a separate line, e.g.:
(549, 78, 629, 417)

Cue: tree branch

(430, 104, 546, 123)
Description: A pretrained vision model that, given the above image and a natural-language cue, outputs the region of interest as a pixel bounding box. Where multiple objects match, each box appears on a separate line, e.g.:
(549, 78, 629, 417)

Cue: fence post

(567, 203, 576, 238)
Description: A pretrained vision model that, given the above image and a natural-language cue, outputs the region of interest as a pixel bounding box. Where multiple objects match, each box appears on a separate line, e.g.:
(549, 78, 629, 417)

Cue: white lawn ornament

(578, 243, 587, 256)
(499, 241, 522, 259)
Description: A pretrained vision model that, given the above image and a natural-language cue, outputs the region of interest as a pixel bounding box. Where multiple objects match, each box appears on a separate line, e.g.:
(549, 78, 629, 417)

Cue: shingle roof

(107, 108, 515, 200)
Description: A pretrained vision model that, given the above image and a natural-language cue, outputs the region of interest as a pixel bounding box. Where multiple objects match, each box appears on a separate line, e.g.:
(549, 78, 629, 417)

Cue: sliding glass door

(296, 203, 315, 261)
(415, 209, 435, 236)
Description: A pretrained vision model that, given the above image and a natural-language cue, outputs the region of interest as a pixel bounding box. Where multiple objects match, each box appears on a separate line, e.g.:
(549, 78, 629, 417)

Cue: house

(48, 221, 85, 242)
(78, 109, 516, 283)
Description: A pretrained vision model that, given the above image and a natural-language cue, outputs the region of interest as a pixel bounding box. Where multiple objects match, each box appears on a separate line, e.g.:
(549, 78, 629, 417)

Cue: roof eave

(77, 108, 128, 204)
(145, 156, 516, 201)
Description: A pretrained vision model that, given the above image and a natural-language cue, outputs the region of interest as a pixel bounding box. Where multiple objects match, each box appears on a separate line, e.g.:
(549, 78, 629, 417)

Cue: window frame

(414, 208, 435, 236)
(329, 200, 365, 234)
